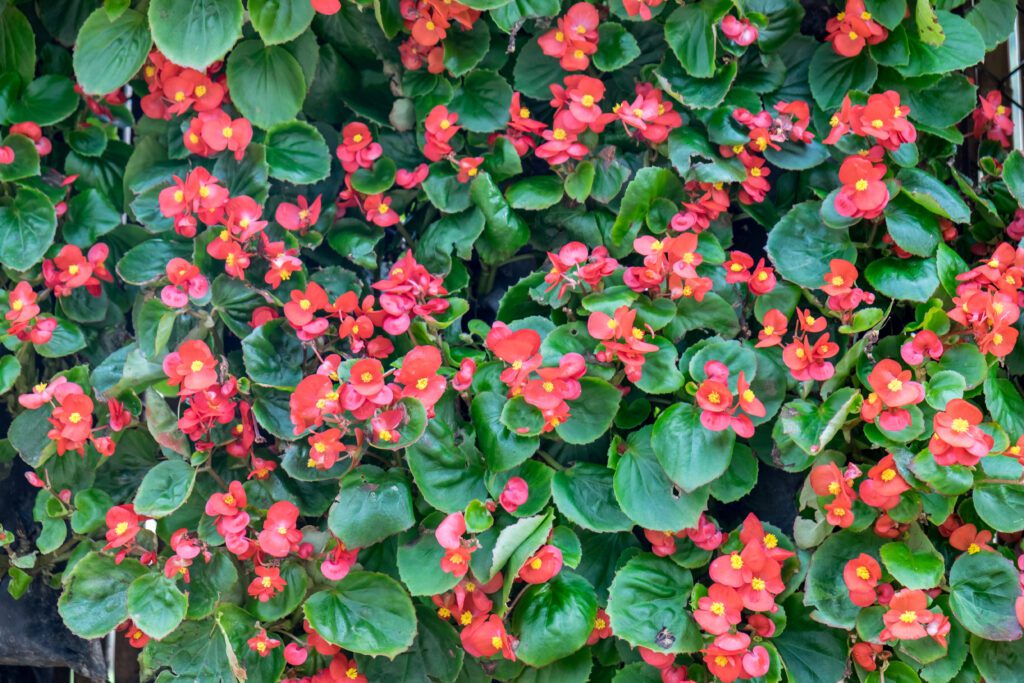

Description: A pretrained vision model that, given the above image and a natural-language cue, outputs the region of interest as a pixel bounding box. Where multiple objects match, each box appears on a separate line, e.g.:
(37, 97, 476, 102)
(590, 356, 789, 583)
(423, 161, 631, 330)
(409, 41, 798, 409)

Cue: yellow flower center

(951, 417, 970, 433)
(855, 179, 868, 191)
(764, 533, 778, 549)
(530, 558, 543, 569)
(899, 610, 917, 624)
(68, 264, 80, 275)
(553, 128, 567, 141)
(222, 127, 233, 138)
(190, 360, 205, 372)
(887, 379, 903, 392)
(751, 577, 766, 591)
(542, 381, 555, 392)
(856, 566, 870, 580)
(730, 554, 743, 570)
(262, 576, 273, 588)
(69, 412, 82, 424)
(581, 94, 595, 107)
(416, 377, 429, 390)
(710, 602, 725, 616)
(881, 468, 896, 482)
(968, 543, 980, 555)
(195, 85, 207, 97)
(115, 522, 129, 534)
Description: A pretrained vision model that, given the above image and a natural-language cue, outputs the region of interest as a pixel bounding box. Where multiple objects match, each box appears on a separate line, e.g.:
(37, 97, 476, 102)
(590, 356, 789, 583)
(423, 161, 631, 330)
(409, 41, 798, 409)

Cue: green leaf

(936, 242, 969, 297)
(218, 604, 286, 683)
(396, 516, 461, 597)
(304, 572, 417, 658)
(613, 427, 710, 531)
(984, 376, 1024, 439)
(552, 463, 633, 533)
(0, 134, 39, 182)
(471, 391, 539, 471)
(487, 511, 554, 583)
(658, 56, 738, 110)
(350, 157, 397, 194)
(651, 403, 735, 492)
(555, 377, 622, 445)
(73, 8, 152, 95)
(805, 530, 886, 628)
(241, 317, 305, 389)
(898, 168, 970, 223)
(899, 10, 985, 77)
(63, 188, 122, 246)
(471, 171, 530, 265)
(116, 239, 193, 285)
(506, 176, 564, 211)
(248, 0, 315, 44)
(126, 573, 188, 640)
(9, 405, 54, 467)
(36, 318, 87, 359)
(865, 0, 907, 28)
(58, 553, 147, 638)
(9, 75, 78, 126)
(0, 6, 35, 84)
(966, 0, 1016, 50)
(916, 0, 945, 45)
(606, 553, 701, 654)
(328, 465, 415, 548)
(448, 70, 513, 133)
(148, 0, 243, 70)
(949, 552, 1022, 641)
(776, 388, 860, 455)
(0, 186, 57, 272)
(133, 459, 196, 518)
(925, 370, 965, 410)
(884, 193, 942, 257)
(974, 483, 1024, 533)
(565, 161, 596, 202)
(406, 419, 488, 513)
(187, 553, 239, 619)
(71, 488, 114, 534)
(327, 219, 383, 270)
(740, 0, 804, 52)
(512, 572, 597, 667)
(972, 636, 1024, 682)
(265, 120, 330, 184)
(363, 603, 464, 682)
(766, 202, 856, 288)
(808, 44, 878, 110)
(512, 35, 568, 101)
(139, 619, 232, 680)
(249, 561, 307, 621)
(775, 594, 850, 683)
(0, 355, 20, 395)
(443, 21, 490, 76)
(226, 39, 306, 129)
(880, 523, 945, 589)
(664, 1, 726, 79)
(593, 23, 640, 72)
(1005, 149, 1024, 208)
(865, 257, 939, 302)
(610, 168, 685, 245)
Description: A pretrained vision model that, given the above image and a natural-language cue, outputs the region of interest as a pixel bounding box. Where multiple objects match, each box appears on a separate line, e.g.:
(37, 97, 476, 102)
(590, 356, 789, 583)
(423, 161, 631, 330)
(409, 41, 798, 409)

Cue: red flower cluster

(588, 306, 659, 383)
(625, 234, 711, 301)
(861, 359, 925, 432)
(843, 553, 883, 607)
(544, 241, 618, 300)
(43, 244, 113, 298)
(435, 512, 479, 577)
(820, 259, 874, 315)
(723, 250, 777, 297)
(825, 0, 888, 57)
(834, 154, 890, 219)
(160, 258, 209, 309)
(4, 281, 56, 344)
(824, 91, 916, 151)
(810, 462, 858, 528)
(929, 399, 994, 467)
(972, 91, 1014, 149)
(695, 361, 765, 438)
(781, 311, 839, 382)
(538, 3, 600, 71)
(396, 0, 479, 71)
(276, 195, 322, 233)
(644, 514, 726, 557)
(880, 590, 950, 648)
(950, 242, 1023, 357)
(485, 322, 585, 431)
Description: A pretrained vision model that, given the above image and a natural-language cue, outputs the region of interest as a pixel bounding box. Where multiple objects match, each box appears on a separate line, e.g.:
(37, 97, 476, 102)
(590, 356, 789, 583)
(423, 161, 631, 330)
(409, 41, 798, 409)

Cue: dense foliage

(2, 0, 1024, 681)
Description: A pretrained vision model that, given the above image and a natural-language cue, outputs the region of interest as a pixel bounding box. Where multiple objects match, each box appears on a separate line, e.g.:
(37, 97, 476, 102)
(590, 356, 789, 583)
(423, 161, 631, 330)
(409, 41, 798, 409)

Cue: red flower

(248, 565, 287, 602)
(337, 122, 383, 173)
(205, 480, 247, 519)
(322, 541, 360, 581)
(199, 109, 253, 161)
(518, 544, 563, 584)
(587, 607, 613, 645)
(327, 653, 367, 682)
(163, 340, 218, 396)
(461, 614, 516, 660)
(118, 621, 150, 649)
(258, 501, 302, 558)
(499, 477, 529, 513)
(694, 584, 743, 635)
(880, 589, 937, 642)
(47, 390, 94, 456)
(721, 15, 758, 46)
(363, 193, 400, 227)
(834, 156, 889, 219)
(395, 345, 446, 410)
(825, 493, 855, 528)
(949, 523, 994, 556)
(104, 504, 142, 551)
(311, 0, 342, 14)
(843, 553, 881, 607)
(756, 309, 788, 348)
(863, 359, 924, 431)
(702, 632, 751, 683)
(275, 195, 322, 232)
(456, 156, 483, 183)
(424, 105, 460, 161)
(929, 399, 994, 466)
(851, 642, 883, 671)
(900, 330, 944, 365)
(247, 629, 281, 657)
(859, 454, 910, 511)
(284, 282, 330, 340)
